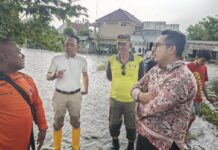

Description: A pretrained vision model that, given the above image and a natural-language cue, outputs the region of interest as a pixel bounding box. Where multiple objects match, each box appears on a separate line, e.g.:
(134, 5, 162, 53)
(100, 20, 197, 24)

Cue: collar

(158, 60, 184, 72)
(65, 54, 77, 59)
(116, 52, 134, 62)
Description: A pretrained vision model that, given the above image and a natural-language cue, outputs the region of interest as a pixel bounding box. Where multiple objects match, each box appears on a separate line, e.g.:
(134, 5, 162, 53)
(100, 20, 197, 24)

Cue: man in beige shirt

(46, 35, 89, 150)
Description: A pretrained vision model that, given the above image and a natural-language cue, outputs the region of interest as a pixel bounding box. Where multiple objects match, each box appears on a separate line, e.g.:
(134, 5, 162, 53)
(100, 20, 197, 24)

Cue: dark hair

(0, 38, 14, 53)
(161, 30, 186, 57)
(196, 50, 211, 61)
(0, 38, 13, 44)
(68, 35, 80, 44)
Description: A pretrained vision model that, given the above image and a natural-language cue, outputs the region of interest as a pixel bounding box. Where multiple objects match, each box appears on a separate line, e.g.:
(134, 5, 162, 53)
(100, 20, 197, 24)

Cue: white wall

(143, 21, 179, 31)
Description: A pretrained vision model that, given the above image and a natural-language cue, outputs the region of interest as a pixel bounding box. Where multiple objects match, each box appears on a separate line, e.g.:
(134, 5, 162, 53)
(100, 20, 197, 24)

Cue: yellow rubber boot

(72, 128, 80, 150)
(53, 129, 62, 150)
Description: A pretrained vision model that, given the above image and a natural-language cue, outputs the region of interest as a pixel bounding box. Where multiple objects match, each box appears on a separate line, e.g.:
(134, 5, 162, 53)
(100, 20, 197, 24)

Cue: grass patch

(199, 103, 218, 128)
(210, 78, 218, 97)
(97, 64, 106, 71)
(200, 77, 218, 128)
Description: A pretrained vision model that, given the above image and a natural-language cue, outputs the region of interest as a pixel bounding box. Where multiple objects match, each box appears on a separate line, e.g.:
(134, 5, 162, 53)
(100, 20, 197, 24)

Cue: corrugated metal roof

(187, 40, 218, 52)
(187, 40, 218, 45)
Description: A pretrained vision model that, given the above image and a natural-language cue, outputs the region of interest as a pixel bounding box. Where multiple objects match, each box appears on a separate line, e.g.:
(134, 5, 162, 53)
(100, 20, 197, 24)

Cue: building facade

(132, 21, 179, 54)
(92, 9, 142, 53)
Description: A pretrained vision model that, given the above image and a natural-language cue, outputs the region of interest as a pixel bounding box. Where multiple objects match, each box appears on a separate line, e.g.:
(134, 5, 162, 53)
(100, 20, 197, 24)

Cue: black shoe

(127, 142, 134, 150)
(111, 139, 120, 150)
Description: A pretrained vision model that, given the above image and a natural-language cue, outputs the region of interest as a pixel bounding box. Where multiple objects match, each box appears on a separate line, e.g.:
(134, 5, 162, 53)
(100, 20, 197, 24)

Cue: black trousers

(136, 134, 180, 150)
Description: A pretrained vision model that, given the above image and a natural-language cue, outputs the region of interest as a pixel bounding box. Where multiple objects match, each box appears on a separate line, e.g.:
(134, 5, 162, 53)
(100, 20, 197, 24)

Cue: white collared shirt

(48, 54, 87, 92)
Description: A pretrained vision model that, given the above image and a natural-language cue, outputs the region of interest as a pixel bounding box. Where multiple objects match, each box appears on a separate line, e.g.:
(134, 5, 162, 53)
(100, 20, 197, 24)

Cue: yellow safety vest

(109, 54, 143, 102)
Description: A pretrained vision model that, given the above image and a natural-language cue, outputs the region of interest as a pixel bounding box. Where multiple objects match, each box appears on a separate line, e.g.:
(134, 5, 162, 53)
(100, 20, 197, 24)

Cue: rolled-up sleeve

(29, 79, 48, 130)
(48, 57, 57, 73)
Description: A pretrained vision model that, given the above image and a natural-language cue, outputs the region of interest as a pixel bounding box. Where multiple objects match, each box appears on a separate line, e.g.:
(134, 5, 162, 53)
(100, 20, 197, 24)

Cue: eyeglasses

(121, 64, 126, 76)
(152, 42, 171, 50)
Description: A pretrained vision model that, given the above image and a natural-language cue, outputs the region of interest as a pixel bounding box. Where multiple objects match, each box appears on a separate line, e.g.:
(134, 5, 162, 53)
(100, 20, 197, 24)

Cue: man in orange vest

(0, 38, 48, 150)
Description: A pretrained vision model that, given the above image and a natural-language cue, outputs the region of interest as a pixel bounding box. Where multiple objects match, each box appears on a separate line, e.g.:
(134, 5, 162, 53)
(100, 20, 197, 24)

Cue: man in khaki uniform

(106, 34, 144, 150)
(47, 35, 89, 150)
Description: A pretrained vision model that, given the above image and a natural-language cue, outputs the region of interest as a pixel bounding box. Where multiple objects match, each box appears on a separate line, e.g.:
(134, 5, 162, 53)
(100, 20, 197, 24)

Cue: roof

(187, 40, 218, 52)
(71, 23, 88, 32)
(96, 9, 141, 24)
(187, 40, 218, 45)
(57, 22, 88, 33)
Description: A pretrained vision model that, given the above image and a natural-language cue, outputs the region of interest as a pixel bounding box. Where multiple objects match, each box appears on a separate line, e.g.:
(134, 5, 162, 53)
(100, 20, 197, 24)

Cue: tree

(63, 27, 74, 36)
(200, 16, 218, 41)
(186, 24, 209, 41)
(0, 1, 24, 41)
(187, 15, 218, 41)
(0, 0, 88, 51)
(78, 29, 90, 36)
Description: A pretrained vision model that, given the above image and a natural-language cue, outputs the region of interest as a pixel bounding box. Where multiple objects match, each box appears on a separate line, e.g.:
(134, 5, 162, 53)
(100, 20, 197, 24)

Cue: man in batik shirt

(131, 30, 197, 150)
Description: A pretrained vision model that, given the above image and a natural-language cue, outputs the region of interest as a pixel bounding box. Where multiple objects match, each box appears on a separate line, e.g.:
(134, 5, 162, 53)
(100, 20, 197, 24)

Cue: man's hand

(55, 70, 66, 78)
(47, 70, 66, 80)
(37, 129, 47, 150)
(81, 90, 88, 95)
(139, 92, 155, 103)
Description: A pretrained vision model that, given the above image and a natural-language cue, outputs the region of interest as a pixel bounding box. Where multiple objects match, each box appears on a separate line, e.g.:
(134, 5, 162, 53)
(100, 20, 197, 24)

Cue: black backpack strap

(0, 71, 35, 150)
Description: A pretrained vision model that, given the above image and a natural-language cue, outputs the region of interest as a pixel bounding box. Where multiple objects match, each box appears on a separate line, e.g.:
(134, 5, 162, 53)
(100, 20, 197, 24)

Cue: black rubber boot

(127, 141, 134, 150)
(111, 139, 120, 150)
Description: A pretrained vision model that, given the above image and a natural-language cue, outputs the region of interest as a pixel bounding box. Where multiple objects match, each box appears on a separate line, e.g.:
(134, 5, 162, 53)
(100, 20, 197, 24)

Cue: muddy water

(22, 49, 218, 150)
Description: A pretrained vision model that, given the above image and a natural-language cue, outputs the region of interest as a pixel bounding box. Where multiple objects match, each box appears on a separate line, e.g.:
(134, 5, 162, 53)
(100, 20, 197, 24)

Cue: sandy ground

(22, 49, 218, 150)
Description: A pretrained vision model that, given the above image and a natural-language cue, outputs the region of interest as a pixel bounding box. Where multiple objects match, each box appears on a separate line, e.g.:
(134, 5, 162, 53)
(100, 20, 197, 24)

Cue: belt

(56, 88, 80, 95)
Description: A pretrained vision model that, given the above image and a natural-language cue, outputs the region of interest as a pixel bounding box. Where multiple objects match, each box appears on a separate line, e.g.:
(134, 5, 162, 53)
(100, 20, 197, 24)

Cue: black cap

(117, 34, 131, 43)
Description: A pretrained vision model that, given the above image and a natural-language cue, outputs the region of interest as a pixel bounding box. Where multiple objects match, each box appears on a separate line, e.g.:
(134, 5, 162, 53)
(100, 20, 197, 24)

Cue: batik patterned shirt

(132, 60, 197, 150)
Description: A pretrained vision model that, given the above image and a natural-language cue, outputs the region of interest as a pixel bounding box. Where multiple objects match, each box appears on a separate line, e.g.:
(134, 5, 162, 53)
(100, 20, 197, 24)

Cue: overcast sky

(52, 0, 218, 33)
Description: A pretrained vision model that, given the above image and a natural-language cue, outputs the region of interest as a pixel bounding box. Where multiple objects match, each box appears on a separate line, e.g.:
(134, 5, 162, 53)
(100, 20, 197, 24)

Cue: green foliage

(187, 15, 218, 41)
(26, 26, 65, 52)
(200, 103, 218, 128)
(0, 0, 87, 51)
(97, 64, 106, 71)
(78, 29, 90, 36)
(0, 0, 24, 41)
(186, 24, 209, 41)
(210, 78, 218, 97)
(63, 27, 74, 36)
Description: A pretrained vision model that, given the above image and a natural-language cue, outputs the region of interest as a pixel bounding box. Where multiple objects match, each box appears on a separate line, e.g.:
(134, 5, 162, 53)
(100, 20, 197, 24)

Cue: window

(121, 23, 127, 26)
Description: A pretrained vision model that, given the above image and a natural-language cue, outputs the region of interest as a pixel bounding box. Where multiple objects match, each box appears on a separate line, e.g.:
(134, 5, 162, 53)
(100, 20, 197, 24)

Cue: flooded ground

(22, 49, 218, 150)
